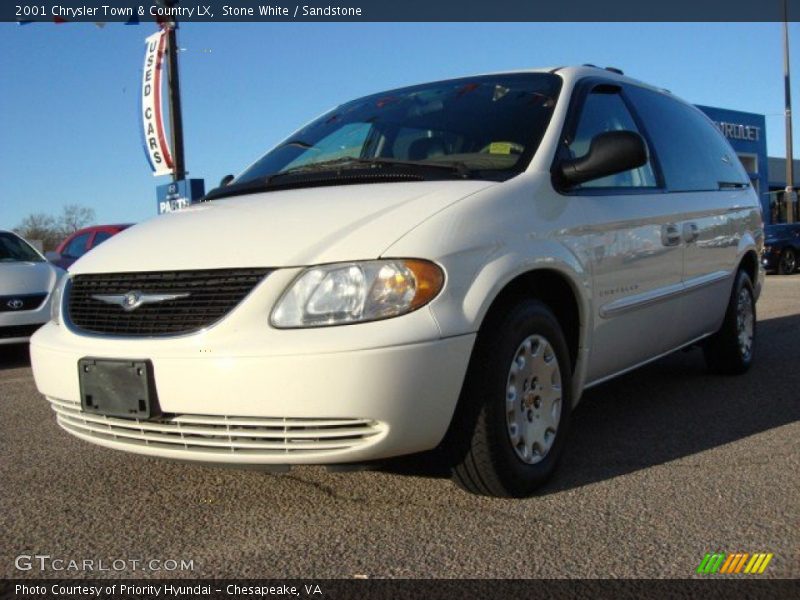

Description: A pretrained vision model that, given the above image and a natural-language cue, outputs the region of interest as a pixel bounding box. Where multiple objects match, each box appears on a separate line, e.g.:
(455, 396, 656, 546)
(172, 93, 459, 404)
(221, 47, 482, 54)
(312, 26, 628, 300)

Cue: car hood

(71, 181, 496, 273)
(0, 261, 62, 295)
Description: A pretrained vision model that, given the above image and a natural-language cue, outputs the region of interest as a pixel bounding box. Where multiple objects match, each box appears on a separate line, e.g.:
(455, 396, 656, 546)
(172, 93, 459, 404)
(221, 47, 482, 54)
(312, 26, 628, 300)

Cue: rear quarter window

(625, 86, 750, 192)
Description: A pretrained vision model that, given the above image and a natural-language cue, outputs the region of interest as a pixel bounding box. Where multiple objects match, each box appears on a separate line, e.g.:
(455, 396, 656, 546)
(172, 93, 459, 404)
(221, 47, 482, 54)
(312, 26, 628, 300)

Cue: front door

(559, 83, 685, 383)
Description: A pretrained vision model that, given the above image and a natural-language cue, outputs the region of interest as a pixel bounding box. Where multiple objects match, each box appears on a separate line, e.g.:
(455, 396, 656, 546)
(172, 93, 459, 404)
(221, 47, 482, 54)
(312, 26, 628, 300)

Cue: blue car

(762, 223, 800, 275)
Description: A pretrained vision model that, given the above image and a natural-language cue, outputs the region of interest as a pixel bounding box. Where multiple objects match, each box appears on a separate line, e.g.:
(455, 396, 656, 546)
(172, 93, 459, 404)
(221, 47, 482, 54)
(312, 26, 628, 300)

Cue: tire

(449, 299, 572, 497)
(777, 248, 797, 275)
(703, 270, 756, 375)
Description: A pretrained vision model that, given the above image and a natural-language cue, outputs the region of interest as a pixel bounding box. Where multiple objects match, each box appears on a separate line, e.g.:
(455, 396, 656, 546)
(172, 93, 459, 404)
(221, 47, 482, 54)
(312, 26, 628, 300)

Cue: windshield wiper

(203, 157, 473, 202)
(273, 157, 472, 179)
(361, 157, 473, 178)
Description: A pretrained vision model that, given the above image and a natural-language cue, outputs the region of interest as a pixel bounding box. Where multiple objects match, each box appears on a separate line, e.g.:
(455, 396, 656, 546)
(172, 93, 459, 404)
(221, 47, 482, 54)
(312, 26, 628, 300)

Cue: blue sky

(1, 22, 799, 227)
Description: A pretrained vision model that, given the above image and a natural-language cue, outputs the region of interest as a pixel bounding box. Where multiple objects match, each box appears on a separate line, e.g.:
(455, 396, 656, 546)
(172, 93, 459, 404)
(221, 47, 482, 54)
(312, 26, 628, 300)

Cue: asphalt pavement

(1, 275, 798, 579)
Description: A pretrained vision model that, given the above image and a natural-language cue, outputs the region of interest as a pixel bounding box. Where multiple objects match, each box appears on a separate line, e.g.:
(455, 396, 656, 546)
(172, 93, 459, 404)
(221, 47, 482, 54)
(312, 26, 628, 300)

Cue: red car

(49, 224, 133, 270)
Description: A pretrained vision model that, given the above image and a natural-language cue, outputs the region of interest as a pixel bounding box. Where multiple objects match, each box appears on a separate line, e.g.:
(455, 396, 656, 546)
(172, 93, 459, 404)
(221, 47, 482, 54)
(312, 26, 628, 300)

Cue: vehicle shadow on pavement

(0, 343, 31, 370)
(539, 310, 800, 495)
(382, 311, 800, 492)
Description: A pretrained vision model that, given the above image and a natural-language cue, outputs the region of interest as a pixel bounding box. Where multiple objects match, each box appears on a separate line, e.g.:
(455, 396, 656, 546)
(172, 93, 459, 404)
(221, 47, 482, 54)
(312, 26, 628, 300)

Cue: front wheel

(703, 270, 756, 375)
(450, 299, 572, 497)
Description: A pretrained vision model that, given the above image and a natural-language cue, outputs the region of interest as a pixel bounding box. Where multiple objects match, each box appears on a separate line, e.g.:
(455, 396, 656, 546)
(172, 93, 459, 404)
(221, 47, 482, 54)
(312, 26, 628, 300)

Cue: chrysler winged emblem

(6, 299, 24, 310)
(92, 290, 189, 312)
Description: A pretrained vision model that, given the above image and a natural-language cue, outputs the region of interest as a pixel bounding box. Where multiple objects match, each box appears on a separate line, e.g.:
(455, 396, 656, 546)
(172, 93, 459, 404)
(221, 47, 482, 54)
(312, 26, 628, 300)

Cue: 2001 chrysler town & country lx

(31, 66, 764, 497)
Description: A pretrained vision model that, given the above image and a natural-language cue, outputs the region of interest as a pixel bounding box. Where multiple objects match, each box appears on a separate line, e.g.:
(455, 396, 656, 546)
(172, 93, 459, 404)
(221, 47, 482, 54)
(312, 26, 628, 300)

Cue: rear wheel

(703, 270, 755, 375)
(777, 248, 797, 275)
(450, 299, 572, 497)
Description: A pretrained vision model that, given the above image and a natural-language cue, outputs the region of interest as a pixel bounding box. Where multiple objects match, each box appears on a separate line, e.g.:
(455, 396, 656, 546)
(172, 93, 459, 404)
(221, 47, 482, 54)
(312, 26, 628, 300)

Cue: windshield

(222, 73, 561, 195)
(0, 232, 45, 263)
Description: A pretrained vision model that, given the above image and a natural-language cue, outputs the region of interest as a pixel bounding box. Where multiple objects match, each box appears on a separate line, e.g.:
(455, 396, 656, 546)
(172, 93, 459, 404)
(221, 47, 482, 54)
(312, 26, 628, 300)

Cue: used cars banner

(141, 29, 173, 177)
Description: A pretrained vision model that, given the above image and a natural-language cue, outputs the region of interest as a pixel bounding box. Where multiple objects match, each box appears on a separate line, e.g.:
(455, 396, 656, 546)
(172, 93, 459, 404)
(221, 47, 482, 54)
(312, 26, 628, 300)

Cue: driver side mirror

(558, 131, 647, 188)
(219, 174, 235, 187)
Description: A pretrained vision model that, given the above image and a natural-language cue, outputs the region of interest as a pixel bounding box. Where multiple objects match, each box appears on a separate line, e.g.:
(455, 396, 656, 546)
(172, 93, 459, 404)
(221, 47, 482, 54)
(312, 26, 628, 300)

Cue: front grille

(0, 323, 44, 339)
(48, 397, 385, 457)
(67, 268, 271, 336)
(0, 293, 47, 312)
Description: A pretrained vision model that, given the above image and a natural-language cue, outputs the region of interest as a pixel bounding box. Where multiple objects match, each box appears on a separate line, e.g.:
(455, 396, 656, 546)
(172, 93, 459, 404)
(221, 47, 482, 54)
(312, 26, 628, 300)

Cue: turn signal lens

(404, 259, 445, 310)
(271, 259, 444, 328)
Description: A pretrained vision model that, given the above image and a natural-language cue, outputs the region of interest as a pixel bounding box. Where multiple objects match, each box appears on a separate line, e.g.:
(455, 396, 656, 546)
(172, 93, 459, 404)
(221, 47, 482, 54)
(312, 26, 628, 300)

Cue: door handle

(661, 223, 681, 247)
(682, 222, 699, 244)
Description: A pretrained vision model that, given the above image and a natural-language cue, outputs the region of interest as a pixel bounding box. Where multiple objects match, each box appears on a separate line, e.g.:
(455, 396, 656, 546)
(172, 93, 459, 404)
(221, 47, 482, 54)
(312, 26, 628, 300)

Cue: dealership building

(697, 105, 798, 225)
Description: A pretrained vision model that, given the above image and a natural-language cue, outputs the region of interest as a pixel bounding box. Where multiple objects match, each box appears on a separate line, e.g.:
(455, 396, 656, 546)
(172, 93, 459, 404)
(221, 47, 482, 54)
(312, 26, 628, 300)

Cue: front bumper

(0, 295, 51, 345)
(31, 318, 475, 465)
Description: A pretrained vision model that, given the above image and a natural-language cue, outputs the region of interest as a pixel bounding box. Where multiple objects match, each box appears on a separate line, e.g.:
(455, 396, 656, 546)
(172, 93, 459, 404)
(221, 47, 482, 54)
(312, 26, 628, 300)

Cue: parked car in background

(1, 230, 65, 345)
(762, 223, 800, 275)
(48, 224, 132, 270)
(31, 66, 763, 497)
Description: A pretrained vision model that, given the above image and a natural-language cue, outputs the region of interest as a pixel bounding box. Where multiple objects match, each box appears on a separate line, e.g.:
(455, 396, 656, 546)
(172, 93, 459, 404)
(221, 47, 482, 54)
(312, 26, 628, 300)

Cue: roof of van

(504, 65, 667, 93)
(421, 65, 670, 97)
(337, 65, 672, 112)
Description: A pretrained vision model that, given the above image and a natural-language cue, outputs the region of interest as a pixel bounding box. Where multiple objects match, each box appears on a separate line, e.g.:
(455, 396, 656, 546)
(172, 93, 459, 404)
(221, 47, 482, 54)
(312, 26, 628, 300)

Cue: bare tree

(58, 204, 96, 238)
(14, 213, 61, 251)
(14, 204, 97, 252)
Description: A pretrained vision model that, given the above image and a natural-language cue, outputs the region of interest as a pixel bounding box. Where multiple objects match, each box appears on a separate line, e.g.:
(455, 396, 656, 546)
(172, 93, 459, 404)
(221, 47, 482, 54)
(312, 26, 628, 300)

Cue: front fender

(438, 241, 591, 337)
(383, 174, 594, 402)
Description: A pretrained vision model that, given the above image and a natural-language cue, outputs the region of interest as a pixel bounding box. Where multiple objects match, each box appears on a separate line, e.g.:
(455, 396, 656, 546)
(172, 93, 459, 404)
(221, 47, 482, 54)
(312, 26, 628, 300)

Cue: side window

(625, 86, 750, 192)
(91, 231, 113, 248)
(62, 233, 90, 258)
(568, 89, 657, 189)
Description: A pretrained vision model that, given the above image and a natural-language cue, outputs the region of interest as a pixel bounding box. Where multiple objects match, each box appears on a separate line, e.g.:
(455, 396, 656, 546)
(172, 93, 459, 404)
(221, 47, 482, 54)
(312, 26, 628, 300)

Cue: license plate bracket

(78, 358, 159, 419)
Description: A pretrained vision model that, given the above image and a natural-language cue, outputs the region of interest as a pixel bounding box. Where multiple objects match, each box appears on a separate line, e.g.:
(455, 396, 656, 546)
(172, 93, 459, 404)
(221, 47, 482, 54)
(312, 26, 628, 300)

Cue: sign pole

(783, 0, 796, 223)
(165, 21, 186, 182)
(147, 3, 204, 213)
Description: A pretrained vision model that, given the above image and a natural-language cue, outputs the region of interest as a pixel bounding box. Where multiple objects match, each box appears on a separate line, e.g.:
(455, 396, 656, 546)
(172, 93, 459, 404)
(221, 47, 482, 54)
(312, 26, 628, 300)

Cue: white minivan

(31, 66, 763, 497)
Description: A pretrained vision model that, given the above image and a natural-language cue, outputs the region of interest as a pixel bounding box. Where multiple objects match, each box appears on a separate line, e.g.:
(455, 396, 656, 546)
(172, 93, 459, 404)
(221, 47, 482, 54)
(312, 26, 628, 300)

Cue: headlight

(271, 259, 444, 328)
(50, 277, 66, 325)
